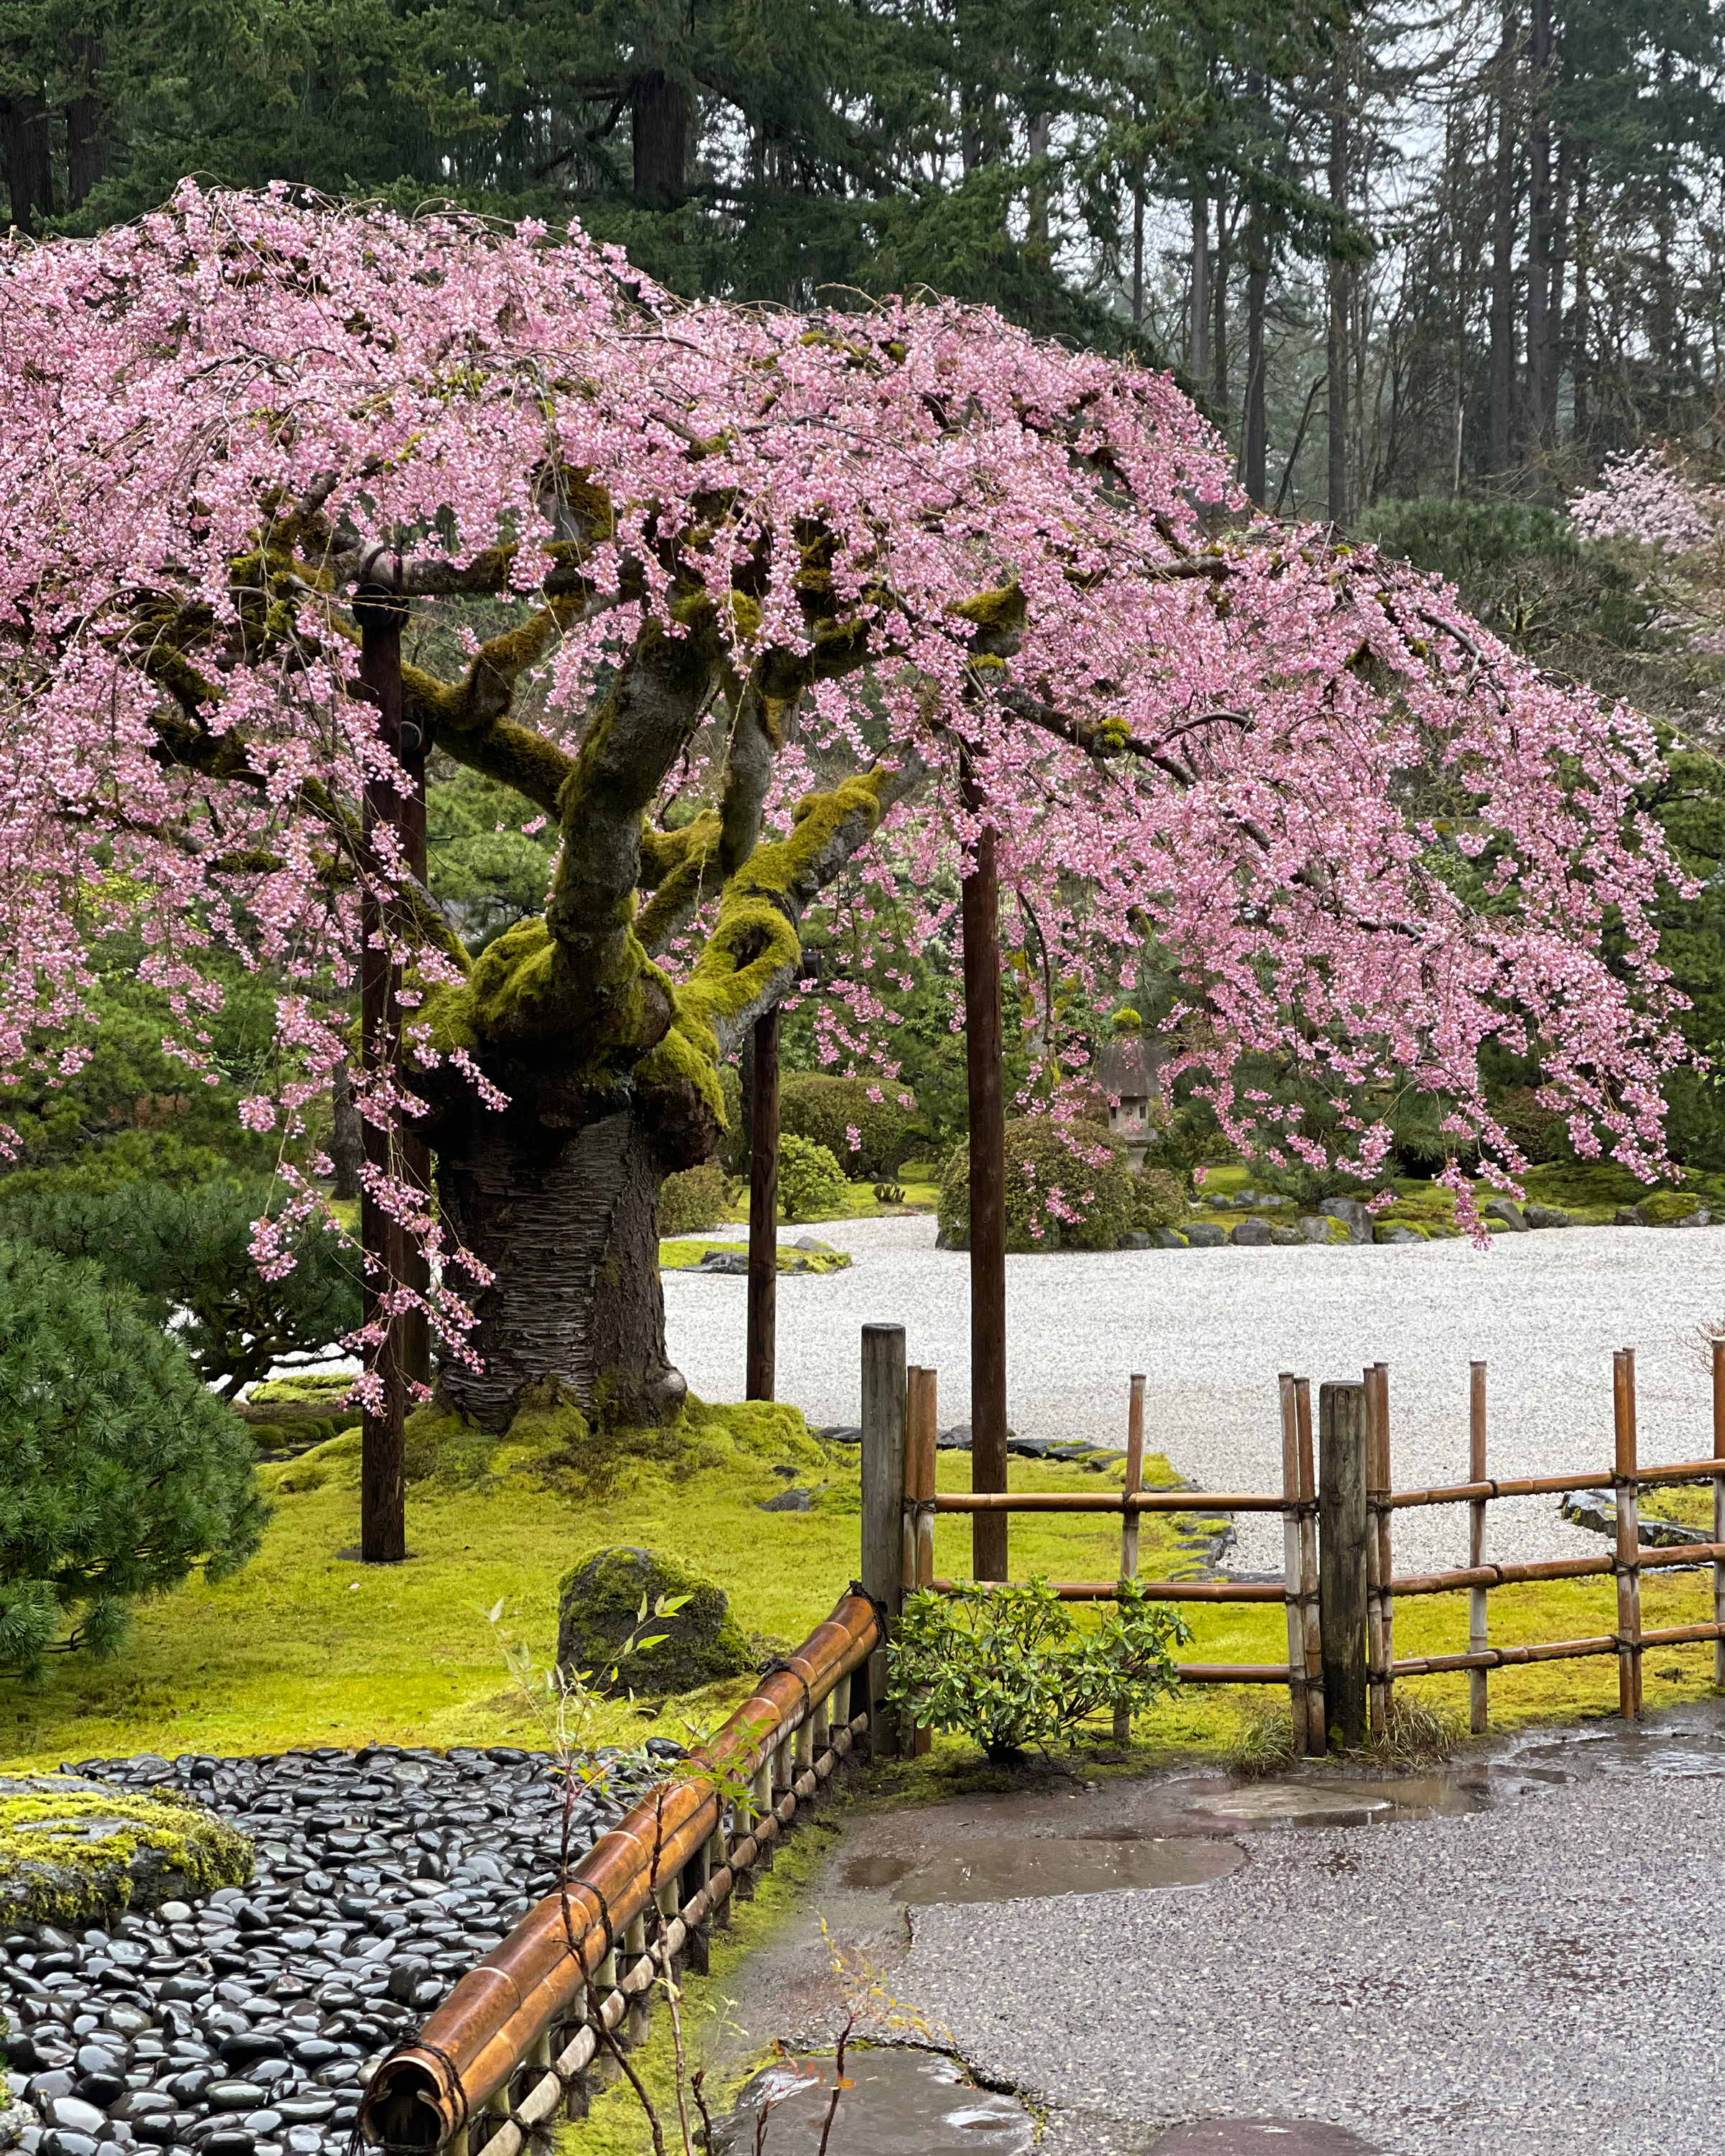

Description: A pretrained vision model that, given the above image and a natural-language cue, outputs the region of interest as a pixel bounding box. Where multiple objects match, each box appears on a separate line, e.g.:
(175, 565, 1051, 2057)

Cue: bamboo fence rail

(359, 1590, 883, 2155)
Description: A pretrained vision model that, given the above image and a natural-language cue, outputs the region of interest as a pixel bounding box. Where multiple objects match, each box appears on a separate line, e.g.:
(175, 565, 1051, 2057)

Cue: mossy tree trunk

(396, 576, 921, 1434)
(431, 1094, 686, 1431)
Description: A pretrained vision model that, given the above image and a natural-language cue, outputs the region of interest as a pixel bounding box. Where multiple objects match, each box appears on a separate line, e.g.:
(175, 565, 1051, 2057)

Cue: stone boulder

(1183, 1222, 1227, 1248)
(556, 1547, 755, 1697)
(0, 1774, 251, 1928)
(1524, 1204, 1570, 1229)
(1296, 1215, 1345, 1243)
(1482, 1198, 1527, 1232)
(1320, 1198, 1373, 1243)
(1230, 1217, 1274, 1246)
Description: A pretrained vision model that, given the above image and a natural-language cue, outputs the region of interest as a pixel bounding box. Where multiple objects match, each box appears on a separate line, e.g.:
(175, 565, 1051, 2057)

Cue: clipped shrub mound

(938, 1118, 1134, 1251)
(0, 1240, 267, 1682)
(1129, 1166, 1187, 1232)
(555, 1547, 755, 1697)
(780, 1074, 919, 1181)
(658, 1161, 732, 1238)
(0, 1774, 252, 1926)
(778, 1134, 848, 1222)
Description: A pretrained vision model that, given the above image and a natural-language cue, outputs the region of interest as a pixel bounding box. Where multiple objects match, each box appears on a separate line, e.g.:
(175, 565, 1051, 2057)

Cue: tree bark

(1487, 12, 1519, 475)
(745, 1007, 779, 1402)
(960, 769, 1008, 1582)
(331, 1060, 364, 1201)
(1189, 192, 1211, 385)
(436, 1102, 685, 1432)
(1523, 0, 1555, 459)
(1325, 60, 1350, 527)
(1245, 234, 1269, 507)
(1570, 152, 1591, 449)
(1131, 185, 1145, 330)
(66, 37, 110, 209)
(630, 69, 687, 203)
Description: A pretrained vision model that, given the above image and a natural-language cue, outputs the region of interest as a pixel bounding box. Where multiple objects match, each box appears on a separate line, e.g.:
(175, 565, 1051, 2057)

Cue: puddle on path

(1150, 2121, 1381, 2155)
(1513, 1721, 1725, 1780)
(711, 2047, 1034, 2155)
(842, 1835, 1243, 1903)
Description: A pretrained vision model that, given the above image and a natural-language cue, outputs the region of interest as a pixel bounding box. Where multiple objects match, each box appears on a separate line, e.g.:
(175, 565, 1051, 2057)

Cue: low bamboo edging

(932, 1488, 1291, 1514)
(359, 1590, 882, 2154)
(925, 1575, 1288, 1603)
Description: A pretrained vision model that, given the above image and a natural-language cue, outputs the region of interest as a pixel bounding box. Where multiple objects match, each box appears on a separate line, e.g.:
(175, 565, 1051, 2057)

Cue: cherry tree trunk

(436, 1102, 686, 1432)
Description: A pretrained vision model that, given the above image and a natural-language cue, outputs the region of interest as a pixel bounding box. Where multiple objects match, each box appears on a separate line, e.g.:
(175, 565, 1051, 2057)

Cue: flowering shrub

(937, 1116, 1134, 1250)
(657, 1162, 732, 1238)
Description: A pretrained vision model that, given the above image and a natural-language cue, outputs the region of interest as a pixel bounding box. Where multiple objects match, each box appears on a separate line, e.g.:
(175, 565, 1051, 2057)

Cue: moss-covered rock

(0, 1775, 252, 1927)
(1632, 1190, 1708, 1226)
(555, 1547, 755, 1697)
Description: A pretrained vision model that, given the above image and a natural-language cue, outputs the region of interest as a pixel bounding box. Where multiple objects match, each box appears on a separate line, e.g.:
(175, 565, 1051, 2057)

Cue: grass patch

(0, 1409, 1190, 1770)
(658, 1240, 852, 1274)
(718, 1179, 939, 1226)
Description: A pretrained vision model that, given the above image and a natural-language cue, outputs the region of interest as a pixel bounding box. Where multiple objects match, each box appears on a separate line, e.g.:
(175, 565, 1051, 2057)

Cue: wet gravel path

(1, 1743, 674, 2156)
(894, 1715, 1725, 2155)
(666, 1216, 1725, 1573)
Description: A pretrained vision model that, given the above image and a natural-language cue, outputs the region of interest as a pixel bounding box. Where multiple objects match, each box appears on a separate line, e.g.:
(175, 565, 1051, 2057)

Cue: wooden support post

(961, 763, 1009, 1582)
(1295, 1377, 1325, 1753)
(1278, 1374, 1308, 1751)
(1614, 1346, 1643, 1720)
(1113, 1373, 1147, 1744)
(1366, 1362, 1394, 1741)
(906, 1365, 938, 1756)
(395, 691, 431, 1401)
(622, 1913, 648, 2045)
(1468, 1360, 1489, 1733)
(356, 576, 410, 1566)
(745, 1007, 780, 1401)
(860, 1323, 907, 1757)
(1714, 1340, 1725, 1690)
(1319, 1378, 1369, 1749)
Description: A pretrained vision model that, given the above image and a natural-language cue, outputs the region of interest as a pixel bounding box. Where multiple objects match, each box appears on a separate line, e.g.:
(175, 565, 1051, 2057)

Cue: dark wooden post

(355, 577, 410, 1565)
(960, 770, 1008, 1580)
(1317, 1378, 1368, 1747)
(860, 1323, 907, 1757)
(396, 695, 431, 1399)
(745, 1008, 779, 1401)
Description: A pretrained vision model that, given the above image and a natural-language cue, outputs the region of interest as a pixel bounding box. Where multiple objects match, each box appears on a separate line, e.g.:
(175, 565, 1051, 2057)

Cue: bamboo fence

(879, 1333, 1725, 1753)
(359, 1590, 883, 2155)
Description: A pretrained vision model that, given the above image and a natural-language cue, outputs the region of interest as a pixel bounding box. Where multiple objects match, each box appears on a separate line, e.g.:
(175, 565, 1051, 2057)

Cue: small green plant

(1223, 1699, 1302, 1779)
(658, 1162, 731, 1238)
(872, 1181, 906, 1206)
(778, 1135, 847, 1222)
(886, 1577, 1189, 1762)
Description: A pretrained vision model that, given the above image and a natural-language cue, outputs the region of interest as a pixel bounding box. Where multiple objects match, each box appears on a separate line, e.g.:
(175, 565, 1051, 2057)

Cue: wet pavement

(721, 1705, 1725, 2156)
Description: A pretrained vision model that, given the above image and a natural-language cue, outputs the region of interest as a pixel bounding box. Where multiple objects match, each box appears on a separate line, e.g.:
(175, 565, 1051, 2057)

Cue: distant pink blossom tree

(0, 187, 1688, 1428)
(1570, 446, 1717, 553)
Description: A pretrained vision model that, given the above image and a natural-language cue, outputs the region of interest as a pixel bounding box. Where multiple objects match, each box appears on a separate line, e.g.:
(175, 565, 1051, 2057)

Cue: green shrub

(780, 1074, 920, 1180)
(777, 1135, 848, 1222)
(937, 1118, 1133, 1251)
(0, 1240, 268, 1682)
(886, 1578, 1189, 1762)
(715, 1061, 745, 1172)
(1129, 1166, 1187, 1231)
(658, 1162, 732, 1237)
(0, 1178, 359, 1399)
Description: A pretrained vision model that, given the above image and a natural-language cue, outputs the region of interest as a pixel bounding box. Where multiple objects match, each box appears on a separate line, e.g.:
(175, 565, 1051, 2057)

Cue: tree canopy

(0, 186, 1685, 1419)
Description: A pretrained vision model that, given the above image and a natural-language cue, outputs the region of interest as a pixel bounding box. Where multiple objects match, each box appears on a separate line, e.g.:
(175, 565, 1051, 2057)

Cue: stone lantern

(1096, 1016, 1164, 1170)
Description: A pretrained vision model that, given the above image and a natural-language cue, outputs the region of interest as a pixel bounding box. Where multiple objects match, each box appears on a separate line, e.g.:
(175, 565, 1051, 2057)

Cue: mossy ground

(719, 1178, 939, 1226)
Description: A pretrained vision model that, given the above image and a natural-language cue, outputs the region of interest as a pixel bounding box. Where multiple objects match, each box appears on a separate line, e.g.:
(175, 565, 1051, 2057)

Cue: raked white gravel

(665, 1213, 1725, 1575)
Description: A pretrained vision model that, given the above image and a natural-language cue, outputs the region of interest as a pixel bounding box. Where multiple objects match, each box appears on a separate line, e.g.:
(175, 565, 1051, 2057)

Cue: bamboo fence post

(860, 1322, 907, 1756)
(1714, 1340, 1725, 1689)
(1278, 1374, 1307, 1748)
(1468, 1360, 1489, 1733)
(1295, 1378, 1324, 1753)
(1372, 1362, 1395, 1736)
(1614, 1347, 1643, 1719)
(1319, 1379, 1370, 1748)
(906, 1365, 938, 1758)
(1113, 1373, 1148, 1744)
(1362, 1368, 1386, 1741)
(622, 1912, 648, 2045)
